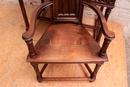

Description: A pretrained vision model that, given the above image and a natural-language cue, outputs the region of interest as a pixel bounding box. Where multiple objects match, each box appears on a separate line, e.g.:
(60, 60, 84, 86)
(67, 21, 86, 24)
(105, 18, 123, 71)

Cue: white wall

(110, 0, 130, 38)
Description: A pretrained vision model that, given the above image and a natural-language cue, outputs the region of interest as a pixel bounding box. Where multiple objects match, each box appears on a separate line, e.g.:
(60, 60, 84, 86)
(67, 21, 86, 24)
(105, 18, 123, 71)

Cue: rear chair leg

(31, 63, 43, 82)
(90, 63, 103, 82)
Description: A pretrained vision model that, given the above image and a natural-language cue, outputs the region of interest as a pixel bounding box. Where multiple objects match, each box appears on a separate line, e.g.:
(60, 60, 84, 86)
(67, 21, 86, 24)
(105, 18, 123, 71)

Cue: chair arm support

(99, 38, 111, 57)
(22, 1, 52, 58)
(82, 1, 115, 40)
(22, 1, 53, 40)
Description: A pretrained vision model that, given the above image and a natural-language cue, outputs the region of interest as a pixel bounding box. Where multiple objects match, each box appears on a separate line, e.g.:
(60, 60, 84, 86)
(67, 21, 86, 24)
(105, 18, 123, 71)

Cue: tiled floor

(0, 2, 128, 87)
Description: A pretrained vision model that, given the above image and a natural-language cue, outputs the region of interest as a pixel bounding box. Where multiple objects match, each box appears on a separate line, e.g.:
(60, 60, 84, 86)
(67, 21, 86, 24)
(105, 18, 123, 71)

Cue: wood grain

(27, 24, 108, 63)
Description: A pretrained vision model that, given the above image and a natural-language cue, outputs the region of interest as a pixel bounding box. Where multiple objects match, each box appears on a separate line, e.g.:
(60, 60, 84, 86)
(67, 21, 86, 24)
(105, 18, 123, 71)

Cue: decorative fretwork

(86, 0, 116, 6)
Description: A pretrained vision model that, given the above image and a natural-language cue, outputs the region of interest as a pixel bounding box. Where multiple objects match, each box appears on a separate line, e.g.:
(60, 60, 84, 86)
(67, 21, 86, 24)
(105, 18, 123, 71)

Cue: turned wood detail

(30, 63, 104, 82)
(90, 63, 103, 82)
(31, 63, 43, 82)
(24, 38, 36, 58)
(99, 38, 112, 57)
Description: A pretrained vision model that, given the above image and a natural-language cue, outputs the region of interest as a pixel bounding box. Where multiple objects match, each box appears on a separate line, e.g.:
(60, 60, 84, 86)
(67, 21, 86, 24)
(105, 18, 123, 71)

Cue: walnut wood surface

(27, 24, 108, 63)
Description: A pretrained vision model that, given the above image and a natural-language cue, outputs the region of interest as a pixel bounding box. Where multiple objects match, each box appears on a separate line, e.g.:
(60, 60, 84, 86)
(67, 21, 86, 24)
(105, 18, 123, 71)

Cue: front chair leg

(31, 63, 43, 82)
(90, 63, 103, 82)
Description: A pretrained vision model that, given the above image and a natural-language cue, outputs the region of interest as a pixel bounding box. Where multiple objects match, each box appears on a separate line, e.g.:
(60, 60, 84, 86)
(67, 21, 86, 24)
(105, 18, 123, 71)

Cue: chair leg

(89, 63, 102, 82)
(18, 0, 29, 31)
(105, 8, 112, 21)
(31, 63, 43, 82)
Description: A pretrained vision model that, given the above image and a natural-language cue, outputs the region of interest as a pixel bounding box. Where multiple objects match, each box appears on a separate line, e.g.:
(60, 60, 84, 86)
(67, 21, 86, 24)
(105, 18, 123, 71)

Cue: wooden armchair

(19, 0, 115, 82)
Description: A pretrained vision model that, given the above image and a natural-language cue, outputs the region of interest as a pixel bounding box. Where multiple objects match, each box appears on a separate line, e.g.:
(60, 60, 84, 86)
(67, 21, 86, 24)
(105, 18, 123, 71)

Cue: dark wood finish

(31, 63, 43, 82)
(51, 0, 82, 23)
(27, 24, 108, 63)
(19, 0, 115, 82)
(90, 63, 102, 82)
(84, 0, 115, 7)
(84, 64, 93, 74)
(83, 0, 116, 41)
(18, 0, 29, 31)
(41, 0, 44, 3)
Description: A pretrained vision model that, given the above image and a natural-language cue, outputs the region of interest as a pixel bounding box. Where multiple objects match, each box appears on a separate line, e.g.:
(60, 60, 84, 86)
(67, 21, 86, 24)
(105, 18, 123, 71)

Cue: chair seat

(27, 23, 108, 63)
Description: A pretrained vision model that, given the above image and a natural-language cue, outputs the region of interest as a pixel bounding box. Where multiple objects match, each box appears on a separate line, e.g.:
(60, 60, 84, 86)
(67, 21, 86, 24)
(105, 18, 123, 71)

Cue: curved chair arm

(22, 1, 53, 40)
(82, 1, 115, 40)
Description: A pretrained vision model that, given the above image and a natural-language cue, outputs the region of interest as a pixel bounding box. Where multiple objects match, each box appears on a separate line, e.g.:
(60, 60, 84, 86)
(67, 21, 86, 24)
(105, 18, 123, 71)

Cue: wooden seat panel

(27, 24, 108, 63)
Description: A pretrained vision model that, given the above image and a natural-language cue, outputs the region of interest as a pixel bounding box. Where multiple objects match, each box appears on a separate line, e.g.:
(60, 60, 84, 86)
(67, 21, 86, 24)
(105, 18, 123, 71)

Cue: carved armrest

(22, 1, 53, 58)
(82, 1, 115, 57)
(22, 1, 53, 40)
(82, 1, 115, 40)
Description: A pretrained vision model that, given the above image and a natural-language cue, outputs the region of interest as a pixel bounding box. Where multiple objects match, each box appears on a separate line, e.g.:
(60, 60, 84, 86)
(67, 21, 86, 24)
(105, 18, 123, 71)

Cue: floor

(126, 39, 130, 87)
(0, 2, 128, 87)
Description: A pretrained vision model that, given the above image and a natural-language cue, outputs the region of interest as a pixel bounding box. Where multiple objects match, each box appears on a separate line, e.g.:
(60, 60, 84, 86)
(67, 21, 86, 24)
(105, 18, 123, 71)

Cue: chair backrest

(51, 0, 82, 23)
